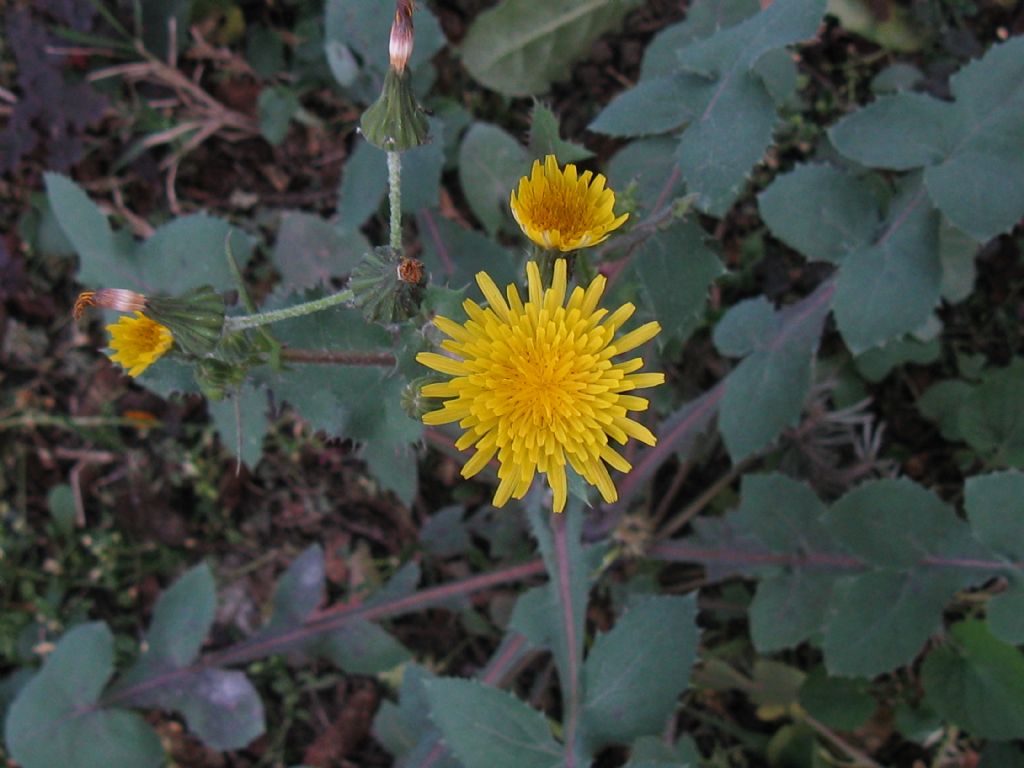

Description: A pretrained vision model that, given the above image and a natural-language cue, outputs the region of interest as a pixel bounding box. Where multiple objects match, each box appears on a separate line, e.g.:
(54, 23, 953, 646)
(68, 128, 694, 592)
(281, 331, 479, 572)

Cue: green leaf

(43, 173, 133, 286)
(630, 220, 722, 345)
(460, 0, 640, 96)
(529, 102, 593, 163)
(640, 0, 760, 80)
(136, 215, 255, 295)
(259, 87, 299, 145)
(5, 623, 164, 768)
(958, 362, 1024, 468)
(717, 282, 833, 460)
(828, 93, 949, 170)
(318, 620, 411, 675)
(823, 569, 964, 677)
(423, 678, 562, 768)
(713, 297, 777, 357)
(420, 506, 471, 558)
(733, 475, 843, 651)
(416, 210, 518, 289)
(143, 563, 216, 668)
(362, 439, 418, 507)
(273, 211, 369, 291)
(589, 74, 703, 137)
(917, 379, 972, 441)
(207, 382, 270, 469)
(922, 620, 1024, 739)
(829, 37, 1024, 241)
(373, 664, 460, 767)
(264, 545, 325, 633)
(799, 668, 875, 731)
(825, 478, 967, 568)
(831, 183, 941, 353)
(938, 218, 979, 303)
(458, 122, 529, 236)
(854, 334, 941, 383)
(165, 669, 265, 751)
(606, 137, 685, 213)
(581, 595, 698, 749)
(671, 0, 827, 214)
(336, 139, 388, 231)
(402, 118, 446, 213)
(964, 471, 1024, 642)
(758, 164, 881, 264)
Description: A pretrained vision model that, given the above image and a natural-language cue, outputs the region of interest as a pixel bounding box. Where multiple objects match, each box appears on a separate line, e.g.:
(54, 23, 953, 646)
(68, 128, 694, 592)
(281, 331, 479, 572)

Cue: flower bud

(360, 68, 430, 152)
(389, 0, 414, 75)
(401, 374, 444, 420)
(145, 286, 226, 357)
(349, 246, 427, 324)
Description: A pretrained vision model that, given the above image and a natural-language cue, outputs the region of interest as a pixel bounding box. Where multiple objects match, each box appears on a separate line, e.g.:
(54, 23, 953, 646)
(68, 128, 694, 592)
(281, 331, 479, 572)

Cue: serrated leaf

(458, 122, 529, 236)
(630, 220, 722, 345)
(137, 215, 255, 294)
(420, 506, 471, 558)
(831, 183, 942, 353)
(273, 211, 369, 291)
(362, 439, 418, 506)
(717, 281, 833, 460)
(917, 379, 972, 441)
(825, 478, 968, 568)
(758, 164, 881, 264)
(461, 0, 640, 96)
(829, 37, 1024, 241)
(750, 571, 838, 652)
(207, 382, 270, 469)
(581, 595, 698, 749)
(5, 623, 164, 768)
(923, 620, 1024, 739)
(423, 678, 562, 768)
(670, 0, 828, 214)
(529, 102, 593, 163)
(640, 0, 760, 80)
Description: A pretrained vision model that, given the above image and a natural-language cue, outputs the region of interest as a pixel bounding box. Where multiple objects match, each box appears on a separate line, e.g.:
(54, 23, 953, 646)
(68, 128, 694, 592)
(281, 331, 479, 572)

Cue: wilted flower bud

(349, 246, 427, 324)
(74, 288, 147, 319)
(389, 0, 414, 75)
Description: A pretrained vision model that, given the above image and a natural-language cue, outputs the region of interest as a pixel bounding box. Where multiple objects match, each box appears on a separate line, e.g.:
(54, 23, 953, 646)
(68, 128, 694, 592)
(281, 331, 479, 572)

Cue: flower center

(528, 189, 589, 236)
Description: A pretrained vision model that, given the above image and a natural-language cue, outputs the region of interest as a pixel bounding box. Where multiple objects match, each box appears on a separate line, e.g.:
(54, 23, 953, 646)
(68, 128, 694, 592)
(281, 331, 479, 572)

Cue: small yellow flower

(417, 259, 664, 513)
(106, 312, 174, 377)
(510, 155, 629, 252)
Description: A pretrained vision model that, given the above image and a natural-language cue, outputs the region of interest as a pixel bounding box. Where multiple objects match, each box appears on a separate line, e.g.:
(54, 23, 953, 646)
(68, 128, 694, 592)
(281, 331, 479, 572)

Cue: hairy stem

(388, 150, 402, 251)
(223, 288, 354, 332)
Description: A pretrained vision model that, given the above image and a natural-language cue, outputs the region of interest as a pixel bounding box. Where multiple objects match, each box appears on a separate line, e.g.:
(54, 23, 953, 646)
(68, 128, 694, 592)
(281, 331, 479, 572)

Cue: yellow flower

(417, 259, 664, 513)
(106, 312, 174, 377)
(509, 155, 629, 252)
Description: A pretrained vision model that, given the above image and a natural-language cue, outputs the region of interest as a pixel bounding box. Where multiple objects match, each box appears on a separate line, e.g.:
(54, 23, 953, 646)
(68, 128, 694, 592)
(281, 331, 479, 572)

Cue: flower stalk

(388, 150, 402, 251)
(223, 288, 355, 332)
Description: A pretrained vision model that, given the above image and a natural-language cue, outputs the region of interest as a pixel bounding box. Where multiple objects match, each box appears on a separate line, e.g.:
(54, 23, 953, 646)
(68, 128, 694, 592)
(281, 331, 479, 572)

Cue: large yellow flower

(510, 155, 629, 252)
(106, 312, 174, 377)
(417, 259, 664, 513)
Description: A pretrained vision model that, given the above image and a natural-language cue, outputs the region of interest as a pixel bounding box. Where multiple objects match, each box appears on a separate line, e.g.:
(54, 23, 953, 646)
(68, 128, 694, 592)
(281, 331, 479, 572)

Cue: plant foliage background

(1, 0, 1024, 766)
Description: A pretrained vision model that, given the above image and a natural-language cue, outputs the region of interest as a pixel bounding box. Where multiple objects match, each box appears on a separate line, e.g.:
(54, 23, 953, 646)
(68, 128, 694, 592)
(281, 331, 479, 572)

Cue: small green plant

(3, 0, 1024, 765)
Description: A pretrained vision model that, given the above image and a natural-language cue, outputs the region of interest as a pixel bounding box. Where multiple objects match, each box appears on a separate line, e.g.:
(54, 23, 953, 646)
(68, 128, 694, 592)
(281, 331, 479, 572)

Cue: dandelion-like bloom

(417, 259, 664, 513)
(509, 155, 629, 252)
(106, 312, 174, 377)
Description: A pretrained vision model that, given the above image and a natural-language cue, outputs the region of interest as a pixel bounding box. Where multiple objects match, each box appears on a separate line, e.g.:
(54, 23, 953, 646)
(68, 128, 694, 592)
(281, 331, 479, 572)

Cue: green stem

(223, 288, 354, 332)
(388, 150, 402, 251)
